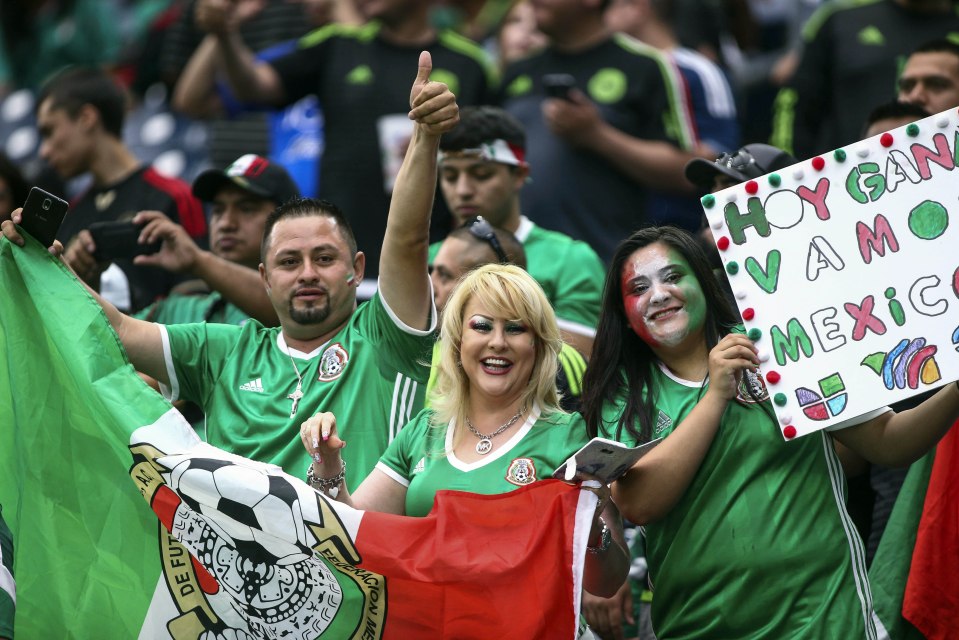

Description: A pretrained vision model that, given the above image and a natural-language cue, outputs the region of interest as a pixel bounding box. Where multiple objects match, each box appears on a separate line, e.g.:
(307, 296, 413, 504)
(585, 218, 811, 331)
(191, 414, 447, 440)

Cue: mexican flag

(871, 421, 959, 640)
(0, 237, 595, 638)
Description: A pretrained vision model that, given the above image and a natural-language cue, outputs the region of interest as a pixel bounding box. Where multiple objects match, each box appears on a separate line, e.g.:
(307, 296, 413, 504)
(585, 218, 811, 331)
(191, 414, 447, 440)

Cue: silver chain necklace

(464, 407, 526, 455)
(287, 352, 304, 418)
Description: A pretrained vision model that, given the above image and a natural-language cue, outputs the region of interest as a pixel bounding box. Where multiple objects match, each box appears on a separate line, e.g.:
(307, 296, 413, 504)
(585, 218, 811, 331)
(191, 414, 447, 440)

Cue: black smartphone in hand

(19, 187, 69, 247)
(88, 221, 162, 261)
(542, 73, 577, 101)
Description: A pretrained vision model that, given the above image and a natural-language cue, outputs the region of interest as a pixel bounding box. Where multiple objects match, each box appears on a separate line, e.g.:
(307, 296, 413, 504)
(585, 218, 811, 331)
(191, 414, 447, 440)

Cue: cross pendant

(288, 385, 304, 418)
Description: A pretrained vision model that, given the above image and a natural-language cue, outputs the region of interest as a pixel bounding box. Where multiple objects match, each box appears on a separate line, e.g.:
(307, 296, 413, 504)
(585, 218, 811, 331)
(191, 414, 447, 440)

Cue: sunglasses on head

(714, 149, 758, 175)
(462, 216, 509, 263)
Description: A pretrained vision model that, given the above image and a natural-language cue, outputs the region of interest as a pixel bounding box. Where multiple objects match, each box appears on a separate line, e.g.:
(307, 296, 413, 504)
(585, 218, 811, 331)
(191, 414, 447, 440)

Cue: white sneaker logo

(239, 378, 264, 392)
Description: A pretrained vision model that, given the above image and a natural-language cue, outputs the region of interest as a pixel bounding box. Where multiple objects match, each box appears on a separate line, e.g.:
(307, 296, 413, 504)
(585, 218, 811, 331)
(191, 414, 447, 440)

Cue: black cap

(192, 154, 300, 205)
(685, 144, 798, 190)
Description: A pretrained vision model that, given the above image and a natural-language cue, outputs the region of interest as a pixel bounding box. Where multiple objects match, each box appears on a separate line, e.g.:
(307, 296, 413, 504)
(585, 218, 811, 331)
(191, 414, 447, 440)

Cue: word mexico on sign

(702, 108, 959, 439)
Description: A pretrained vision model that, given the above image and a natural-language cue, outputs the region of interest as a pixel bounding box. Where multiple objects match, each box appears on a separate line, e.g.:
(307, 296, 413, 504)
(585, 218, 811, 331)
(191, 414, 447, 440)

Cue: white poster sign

(704, 109, 959, 439)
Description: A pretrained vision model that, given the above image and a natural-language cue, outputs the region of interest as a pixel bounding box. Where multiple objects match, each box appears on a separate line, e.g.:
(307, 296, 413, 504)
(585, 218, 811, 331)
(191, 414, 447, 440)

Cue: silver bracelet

(586, 517, 611, 554)
(307, 460, 346, 498)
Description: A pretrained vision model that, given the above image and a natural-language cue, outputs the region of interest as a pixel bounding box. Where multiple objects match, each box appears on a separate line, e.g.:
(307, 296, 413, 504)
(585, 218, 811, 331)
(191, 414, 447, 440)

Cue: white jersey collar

(514, 215, 534, 243)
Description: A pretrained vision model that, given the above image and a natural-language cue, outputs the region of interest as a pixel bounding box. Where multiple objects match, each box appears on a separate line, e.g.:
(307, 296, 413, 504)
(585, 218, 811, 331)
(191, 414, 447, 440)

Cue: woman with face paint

(581, 226, 959, 639)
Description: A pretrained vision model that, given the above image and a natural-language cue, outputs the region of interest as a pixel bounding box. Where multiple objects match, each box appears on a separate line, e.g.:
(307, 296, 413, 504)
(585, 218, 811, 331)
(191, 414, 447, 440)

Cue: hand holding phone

(542, 73, 577, 101)
(19, 187, 69, 248)
(88, 221, 162, 262)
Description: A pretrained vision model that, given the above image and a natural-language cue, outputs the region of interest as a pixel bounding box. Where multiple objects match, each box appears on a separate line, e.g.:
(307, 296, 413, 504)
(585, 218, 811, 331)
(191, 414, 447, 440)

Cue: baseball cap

(685, 144, 797, 190)
(192, 154, 301, 205)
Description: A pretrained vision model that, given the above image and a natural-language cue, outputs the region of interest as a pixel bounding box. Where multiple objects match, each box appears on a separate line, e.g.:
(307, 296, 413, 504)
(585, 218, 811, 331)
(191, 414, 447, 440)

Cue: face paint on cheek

(675, 276, 707, 336)
(622, 293, 653, 343)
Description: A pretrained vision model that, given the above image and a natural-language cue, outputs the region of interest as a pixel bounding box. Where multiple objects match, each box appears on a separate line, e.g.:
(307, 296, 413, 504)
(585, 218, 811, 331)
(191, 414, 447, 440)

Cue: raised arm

(199, 0, 287, 105)
(378, 51, 460, 330)
(171, 34, 224, 118)
(833, 381, 959, 467)
(612, 334, 759, 525)
(1, 211, 169, 385)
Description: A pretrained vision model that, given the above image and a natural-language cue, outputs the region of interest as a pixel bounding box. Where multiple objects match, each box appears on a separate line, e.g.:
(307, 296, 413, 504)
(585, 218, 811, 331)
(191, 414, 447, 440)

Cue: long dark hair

(581, 226, 740, 442)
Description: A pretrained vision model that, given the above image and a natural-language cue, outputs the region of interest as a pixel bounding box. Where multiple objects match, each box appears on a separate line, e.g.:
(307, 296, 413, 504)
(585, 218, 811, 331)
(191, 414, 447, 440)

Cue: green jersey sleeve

(161, 322, 247, 404)
(376, 409, 437, 485)
(359, 291, 436, 383)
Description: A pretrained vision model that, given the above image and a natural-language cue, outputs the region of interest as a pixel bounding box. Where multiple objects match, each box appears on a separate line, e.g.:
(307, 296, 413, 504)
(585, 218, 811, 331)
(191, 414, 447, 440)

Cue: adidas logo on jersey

(239, 378, 264, 392)
(413, 458, 425, 474)
(655, 410, 673, 435)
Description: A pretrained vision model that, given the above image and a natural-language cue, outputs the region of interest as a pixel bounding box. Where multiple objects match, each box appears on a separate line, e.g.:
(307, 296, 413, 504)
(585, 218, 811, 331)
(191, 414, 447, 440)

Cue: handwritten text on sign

(704, 111, 959, 439)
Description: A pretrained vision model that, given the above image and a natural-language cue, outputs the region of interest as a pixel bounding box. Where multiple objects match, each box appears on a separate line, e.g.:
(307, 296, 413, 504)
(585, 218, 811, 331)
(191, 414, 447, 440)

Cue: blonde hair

(430, 264, 564, 431)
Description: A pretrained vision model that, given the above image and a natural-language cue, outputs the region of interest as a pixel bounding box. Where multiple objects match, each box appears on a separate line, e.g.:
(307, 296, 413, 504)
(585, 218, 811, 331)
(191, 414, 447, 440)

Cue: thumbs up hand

(408, 51, 459, 136)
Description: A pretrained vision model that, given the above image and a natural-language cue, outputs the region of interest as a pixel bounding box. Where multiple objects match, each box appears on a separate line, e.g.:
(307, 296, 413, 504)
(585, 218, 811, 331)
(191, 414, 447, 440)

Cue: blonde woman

(300, 264, 628, 601)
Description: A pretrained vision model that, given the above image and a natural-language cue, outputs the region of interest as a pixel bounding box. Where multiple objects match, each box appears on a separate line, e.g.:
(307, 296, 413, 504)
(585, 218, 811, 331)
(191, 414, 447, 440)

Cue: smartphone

(542, 73, 577, 100)
(19, 187, 69, 247)
(88, 221, 162, 261)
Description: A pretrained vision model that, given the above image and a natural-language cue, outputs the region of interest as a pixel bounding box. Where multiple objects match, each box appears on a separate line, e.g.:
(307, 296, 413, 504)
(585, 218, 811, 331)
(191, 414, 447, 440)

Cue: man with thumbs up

(194, 0, 493, 280)
(3, 53, 458, 491)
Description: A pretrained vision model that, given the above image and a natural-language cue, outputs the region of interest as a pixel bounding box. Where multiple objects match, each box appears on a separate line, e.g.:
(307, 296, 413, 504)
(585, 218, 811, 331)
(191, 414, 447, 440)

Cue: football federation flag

(0, 237, 596, 638)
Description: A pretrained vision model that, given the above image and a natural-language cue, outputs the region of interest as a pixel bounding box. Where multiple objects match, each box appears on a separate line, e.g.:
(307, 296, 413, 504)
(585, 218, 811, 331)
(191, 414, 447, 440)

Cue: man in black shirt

(497, 0, 699, 262)
(771, 0, 959, 159)
(39, 67, 206, 313)
(203, 0, 493, 280)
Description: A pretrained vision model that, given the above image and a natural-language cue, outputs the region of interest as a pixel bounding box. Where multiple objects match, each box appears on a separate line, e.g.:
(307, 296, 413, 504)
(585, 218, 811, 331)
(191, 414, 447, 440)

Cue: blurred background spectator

(0, 152, 30, 222)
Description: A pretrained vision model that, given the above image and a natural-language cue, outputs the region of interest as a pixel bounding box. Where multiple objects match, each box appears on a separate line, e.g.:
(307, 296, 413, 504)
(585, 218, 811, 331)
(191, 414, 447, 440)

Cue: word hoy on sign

(721, 130, 959, 248)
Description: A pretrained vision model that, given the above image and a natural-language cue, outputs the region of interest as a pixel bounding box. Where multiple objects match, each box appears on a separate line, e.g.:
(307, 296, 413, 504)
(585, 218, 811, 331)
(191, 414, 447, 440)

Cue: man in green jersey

(434, 105, 606, 357)
(2, 53, 458, 490)
(134, 153, 301, 327)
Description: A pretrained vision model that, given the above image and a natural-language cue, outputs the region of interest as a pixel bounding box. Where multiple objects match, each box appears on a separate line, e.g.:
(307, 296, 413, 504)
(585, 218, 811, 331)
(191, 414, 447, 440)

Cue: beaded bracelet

(307, 460, 346, 498)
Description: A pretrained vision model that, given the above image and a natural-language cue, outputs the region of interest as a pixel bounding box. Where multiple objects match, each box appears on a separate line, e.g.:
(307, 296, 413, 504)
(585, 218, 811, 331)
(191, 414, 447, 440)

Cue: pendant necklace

(464, 407, 526, 455)
(287, 352, 304, 418)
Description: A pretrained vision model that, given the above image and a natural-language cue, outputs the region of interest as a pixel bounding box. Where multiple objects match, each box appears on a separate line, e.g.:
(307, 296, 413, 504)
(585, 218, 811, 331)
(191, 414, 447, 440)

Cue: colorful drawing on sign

(861, 337, 942, 390)
(795, 373, 847, 421)
(953, 325, 959, 351)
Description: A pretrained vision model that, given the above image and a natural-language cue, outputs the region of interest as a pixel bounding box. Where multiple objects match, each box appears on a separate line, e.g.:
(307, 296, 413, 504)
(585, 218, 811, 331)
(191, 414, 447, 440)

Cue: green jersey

(0, 506, 13, 639)
(515, 216, 604, 335)
(135, 291, 251, 326)
(600, 363, 886, 639)
(160, 292, 434, 489)
(378, 406, 588, 517)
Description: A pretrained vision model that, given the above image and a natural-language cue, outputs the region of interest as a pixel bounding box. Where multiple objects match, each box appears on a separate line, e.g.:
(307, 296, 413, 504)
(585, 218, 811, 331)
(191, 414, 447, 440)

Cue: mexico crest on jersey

(737, 369, 770, 404)
(505, 457, 537, 486)
(318, 343, 349, 382)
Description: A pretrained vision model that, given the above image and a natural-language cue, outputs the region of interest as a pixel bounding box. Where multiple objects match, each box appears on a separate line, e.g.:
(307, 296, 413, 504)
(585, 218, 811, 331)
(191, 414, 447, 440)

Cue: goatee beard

(289, 300, 331, 325)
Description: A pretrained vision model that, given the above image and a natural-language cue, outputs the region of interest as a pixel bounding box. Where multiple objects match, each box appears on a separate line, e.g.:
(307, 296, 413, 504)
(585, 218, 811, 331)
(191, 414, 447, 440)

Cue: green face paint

(620, 243, 707, 350)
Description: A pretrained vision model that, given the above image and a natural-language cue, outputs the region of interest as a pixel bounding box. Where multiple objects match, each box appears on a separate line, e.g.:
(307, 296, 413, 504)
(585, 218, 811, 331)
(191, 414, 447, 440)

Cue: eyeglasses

(463, 216, 509, 263)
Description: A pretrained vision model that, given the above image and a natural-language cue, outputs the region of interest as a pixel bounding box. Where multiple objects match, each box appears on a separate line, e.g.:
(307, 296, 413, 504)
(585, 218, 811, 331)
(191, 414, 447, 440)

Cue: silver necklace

(464, 407, 526, 455)
(287, 353, 304, 418)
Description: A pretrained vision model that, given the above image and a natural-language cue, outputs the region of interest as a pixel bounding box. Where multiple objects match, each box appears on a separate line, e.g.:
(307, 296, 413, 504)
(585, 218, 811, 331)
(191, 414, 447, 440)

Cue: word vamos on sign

(703, 109, 959, 439)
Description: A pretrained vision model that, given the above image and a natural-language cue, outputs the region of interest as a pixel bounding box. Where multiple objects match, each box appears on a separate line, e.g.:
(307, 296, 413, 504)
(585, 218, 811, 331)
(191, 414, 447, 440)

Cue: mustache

(292, 285, 329, 296)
